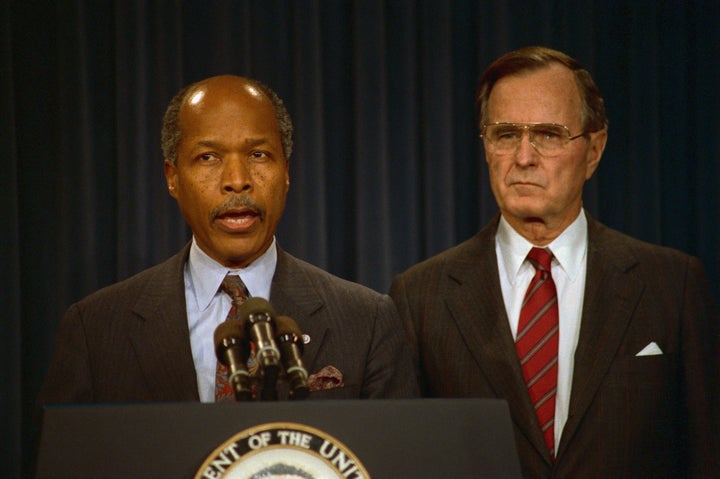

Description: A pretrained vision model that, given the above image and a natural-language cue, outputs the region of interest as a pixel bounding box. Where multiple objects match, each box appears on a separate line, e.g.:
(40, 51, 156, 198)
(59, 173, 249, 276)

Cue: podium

(36, 398, 522, 479)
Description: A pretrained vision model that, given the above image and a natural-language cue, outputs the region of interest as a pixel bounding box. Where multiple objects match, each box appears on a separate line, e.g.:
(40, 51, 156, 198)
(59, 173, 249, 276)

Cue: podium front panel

(36, 398, 522, 479)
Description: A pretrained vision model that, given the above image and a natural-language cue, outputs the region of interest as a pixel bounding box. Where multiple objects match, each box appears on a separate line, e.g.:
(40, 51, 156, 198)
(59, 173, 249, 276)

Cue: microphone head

(237, 297, 276, 322)
(275, 315, 304, 354)
(275, 315, 302, 336)
(213, 320, 246, 356)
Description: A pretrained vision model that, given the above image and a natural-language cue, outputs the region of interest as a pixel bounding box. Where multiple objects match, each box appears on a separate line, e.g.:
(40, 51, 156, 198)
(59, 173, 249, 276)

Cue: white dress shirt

(495, 210, 588, 453)
(184, 237, 277, 402)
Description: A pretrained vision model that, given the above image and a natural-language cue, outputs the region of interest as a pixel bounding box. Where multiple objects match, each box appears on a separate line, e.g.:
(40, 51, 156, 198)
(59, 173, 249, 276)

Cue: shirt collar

(496, 209, 588, 284)
(187, 236, 278, 311)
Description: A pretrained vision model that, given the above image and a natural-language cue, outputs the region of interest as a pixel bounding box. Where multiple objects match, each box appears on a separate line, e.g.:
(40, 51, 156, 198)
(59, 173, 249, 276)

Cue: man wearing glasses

(390, 46, 718, 478)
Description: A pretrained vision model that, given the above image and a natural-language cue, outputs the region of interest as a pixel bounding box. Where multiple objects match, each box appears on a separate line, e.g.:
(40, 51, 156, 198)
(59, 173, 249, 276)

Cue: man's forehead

(490, 65, 580, 107)
(187, 82, 261, 104)
(495, 63, 576, 89)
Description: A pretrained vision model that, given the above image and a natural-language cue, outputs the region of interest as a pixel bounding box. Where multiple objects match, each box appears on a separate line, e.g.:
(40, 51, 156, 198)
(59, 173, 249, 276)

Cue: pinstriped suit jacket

(38, 243, 418, 406)
(390, 212, 719, 478)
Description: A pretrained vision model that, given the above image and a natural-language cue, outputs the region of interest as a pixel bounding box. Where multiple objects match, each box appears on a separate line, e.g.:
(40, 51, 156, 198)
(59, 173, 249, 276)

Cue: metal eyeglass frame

(479, 122, 587, 155)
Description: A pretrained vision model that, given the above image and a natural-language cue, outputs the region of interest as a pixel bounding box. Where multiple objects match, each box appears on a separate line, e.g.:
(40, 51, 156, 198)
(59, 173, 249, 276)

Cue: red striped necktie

(516, 247, 559, 459)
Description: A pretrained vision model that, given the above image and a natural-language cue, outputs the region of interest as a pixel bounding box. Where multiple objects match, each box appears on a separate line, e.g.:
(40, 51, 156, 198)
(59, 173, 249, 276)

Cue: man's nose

(222, 157, 252, 192)
(514, 130, 540, 165)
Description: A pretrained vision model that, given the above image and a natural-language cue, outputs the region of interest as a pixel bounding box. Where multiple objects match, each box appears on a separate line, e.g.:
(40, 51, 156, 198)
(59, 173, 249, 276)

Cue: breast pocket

(611, 353, 674, 387)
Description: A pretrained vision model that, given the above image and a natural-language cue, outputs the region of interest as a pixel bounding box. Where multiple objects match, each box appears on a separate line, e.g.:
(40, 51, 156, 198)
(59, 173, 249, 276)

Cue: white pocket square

(636, 342, 663, 356)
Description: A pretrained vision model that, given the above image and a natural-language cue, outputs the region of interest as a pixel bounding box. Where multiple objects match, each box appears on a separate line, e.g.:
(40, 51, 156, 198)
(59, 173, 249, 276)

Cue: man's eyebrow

(194, 140, 224, 150)
(242, 138, 272, 149)
(192, 138, 271, 150)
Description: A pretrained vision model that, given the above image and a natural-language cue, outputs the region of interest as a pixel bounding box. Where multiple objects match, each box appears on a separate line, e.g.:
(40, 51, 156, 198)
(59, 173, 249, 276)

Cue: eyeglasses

(480, 122, 586, 156)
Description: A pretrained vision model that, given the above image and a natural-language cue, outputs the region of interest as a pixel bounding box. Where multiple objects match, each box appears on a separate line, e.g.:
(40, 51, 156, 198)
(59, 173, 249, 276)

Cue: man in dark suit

(390, 46, 719, 478)
(38, 75, 418, 406)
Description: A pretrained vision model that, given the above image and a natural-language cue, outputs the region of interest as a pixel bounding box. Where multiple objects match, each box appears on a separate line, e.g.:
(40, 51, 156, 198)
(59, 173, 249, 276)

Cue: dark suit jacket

(38, 244, 418, 406)
(390, 213, 719, 478)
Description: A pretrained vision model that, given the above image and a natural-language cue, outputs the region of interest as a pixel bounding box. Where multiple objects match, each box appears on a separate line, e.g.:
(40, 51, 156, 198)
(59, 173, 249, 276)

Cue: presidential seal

(195, 422, 371, 479)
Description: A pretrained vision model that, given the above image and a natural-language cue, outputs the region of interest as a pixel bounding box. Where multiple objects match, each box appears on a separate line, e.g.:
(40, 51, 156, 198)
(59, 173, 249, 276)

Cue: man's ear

(284, 159, 290, 190)
(584, 129, 607, 180)
(164, 161, 178, 199)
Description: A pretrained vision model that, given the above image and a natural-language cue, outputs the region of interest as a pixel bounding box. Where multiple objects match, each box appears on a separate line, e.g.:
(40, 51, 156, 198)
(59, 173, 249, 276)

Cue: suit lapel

(445, 219, 552, 462)
(129, 244, 200, 401)
(557, 216, 644, 457)
(269, 249, 327, 372)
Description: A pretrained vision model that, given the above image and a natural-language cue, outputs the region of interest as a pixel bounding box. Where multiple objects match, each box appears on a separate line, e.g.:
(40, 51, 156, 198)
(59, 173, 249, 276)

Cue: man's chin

(501, 201, 546, 220)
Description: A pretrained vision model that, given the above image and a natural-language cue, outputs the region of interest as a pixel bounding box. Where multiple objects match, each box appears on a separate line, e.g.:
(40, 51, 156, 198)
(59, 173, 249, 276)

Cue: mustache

(210, 195, 265, 220)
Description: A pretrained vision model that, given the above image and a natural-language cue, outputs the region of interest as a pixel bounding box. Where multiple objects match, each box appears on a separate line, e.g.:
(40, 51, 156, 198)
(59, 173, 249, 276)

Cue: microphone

(275, 315, 309, 400)
(213, 320, 253, 401)
(238, 297, 281, 401)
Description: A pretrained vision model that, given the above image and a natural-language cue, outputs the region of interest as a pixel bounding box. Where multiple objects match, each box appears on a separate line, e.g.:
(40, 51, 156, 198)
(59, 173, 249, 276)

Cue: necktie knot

(221, 274, 250, 305)
(527, 247, 553, 273)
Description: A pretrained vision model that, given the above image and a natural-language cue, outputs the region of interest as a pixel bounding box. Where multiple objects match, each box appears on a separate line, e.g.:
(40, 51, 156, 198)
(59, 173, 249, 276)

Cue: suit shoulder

(72, 247, 187, 308)
(280, 252, 386, 302)
(394, 234, 488, 281)
(588, 221, 712, 293)
(592, 222, 698, 266)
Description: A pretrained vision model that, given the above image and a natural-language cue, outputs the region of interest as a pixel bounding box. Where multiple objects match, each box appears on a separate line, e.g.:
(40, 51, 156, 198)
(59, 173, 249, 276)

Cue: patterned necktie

(516, 247, 559, 459)
(215, 274, 251, 402)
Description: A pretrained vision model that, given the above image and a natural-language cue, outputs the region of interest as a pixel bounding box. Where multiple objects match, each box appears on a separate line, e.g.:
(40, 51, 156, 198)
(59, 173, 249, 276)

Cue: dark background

(3, 1, 719, 477)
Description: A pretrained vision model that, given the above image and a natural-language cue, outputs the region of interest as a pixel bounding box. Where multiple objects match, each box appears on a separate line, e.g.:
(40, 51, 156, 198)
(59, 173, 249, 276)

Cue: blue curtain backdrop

(3, 1, 719, 476)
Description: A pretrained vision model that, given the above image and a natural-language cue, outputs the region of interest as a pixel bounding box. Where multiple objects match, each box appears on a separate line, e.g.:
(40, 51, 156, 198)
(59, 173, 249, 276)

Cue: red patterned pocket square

(307, 365, 344, 391)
